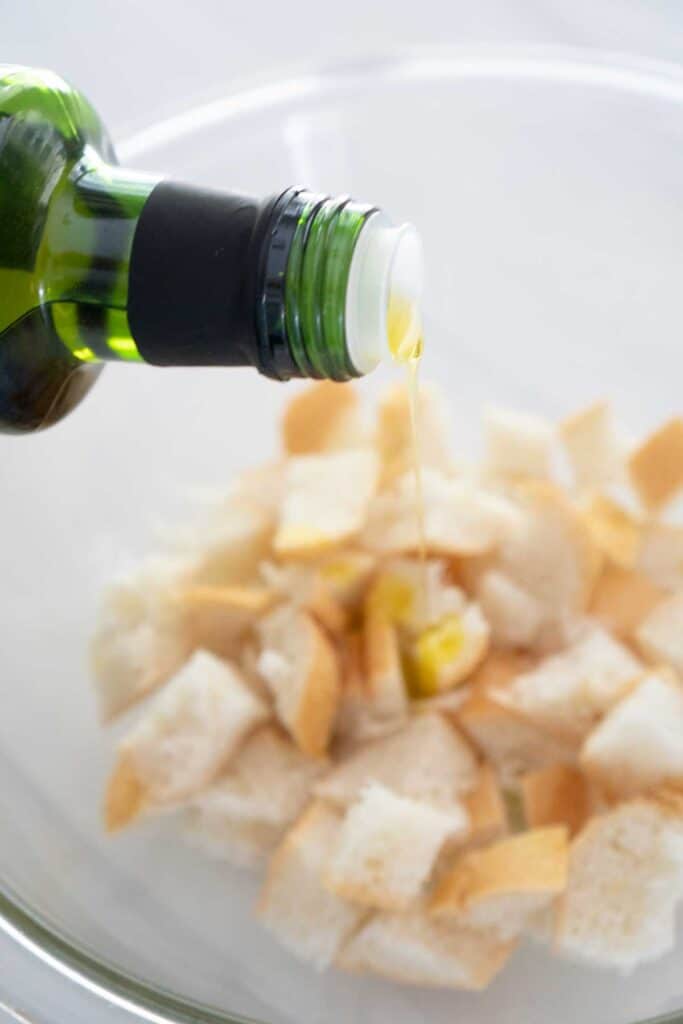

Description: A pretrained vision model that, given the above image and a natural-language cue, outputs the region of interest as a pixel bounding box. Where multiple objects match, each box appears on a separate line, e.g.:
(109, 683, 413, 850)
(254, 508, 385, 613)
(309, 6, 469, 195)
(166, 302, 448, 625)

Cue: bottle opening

(345, 214, 424, 375)
(270, 190, 376, 381)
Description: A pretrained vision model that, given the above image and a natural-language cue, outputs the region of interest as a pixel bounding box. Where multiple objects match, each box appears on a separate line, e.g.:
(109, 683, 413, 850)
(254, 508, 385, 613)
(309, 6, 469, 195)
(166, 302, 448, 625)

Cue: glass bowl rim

(4, 43, 683, 1024)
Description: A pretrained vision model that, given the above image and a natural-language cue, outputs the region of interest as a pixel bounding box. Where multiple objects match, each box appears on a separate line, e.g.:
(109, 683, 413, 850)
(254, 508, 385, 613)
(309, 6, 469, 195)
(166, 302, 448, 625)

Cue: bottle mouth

(259, 189, 423, 381)
(345, 213, 424, 375)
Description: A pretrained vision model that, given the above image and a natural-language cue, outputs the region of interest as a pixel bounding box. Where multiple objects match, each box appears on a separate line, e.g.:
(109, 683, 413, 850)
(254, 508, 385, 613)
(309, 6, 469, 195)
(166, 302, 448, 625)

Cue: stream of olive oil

(387, 297, 427, 587)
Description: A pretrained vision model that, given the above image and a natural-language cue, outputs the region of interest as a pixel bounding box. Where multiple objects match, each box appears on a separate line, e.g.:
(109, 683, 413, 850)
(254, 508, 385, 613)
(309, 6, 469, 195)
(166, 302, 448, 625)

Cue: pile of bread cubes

(93, 380, 683, 991)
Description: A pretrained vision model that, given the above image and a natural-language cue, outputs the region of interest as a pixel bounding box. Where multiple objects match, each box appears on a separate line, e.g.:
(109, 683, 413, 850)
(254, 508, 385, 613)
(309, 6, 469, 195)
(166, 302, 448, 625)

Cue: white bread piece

(104, 651, 269, 830)
(261, 551, 375, 635)
(560, 401, 624, 493)
(628, 417, 683, 513)
(431, 827, 569, 940)
(258, 801, 364, 968)
(467, 650, 539, 695)
(335, 630, 374, 743)
(365, 557, 466, 633)
(260, 561, 346, 636)
(176, 460, 282, 546)
(638, 522, 683, 592)
(188, 726, 326, 827)
(313, 552, 376, 622)
(496, 625, 642, 743)
(334, 629, 406, 746)
(325, 783, 467, 911)
(90, 557, 191, 722)
(463, 763, 509, 849)
(281, 381, 368, 455)
(181, 498, 276, 587)
(589, 565, 665, 642)
(580, 674, 683, 798)
(457, 692, 576, 787)
(406, 604, 490, 698)
(376, 381, 454, 482)
(414, 686, 473, 718)
(237, 640, 274, 703)
(263, 551, 372, 596)
(361, 563, 470, 722)
(257, 604, 340, 757)
(183, 813, 283, 869)
(362, 609, 410, 729)
(635, 591, 683, 676)
(175, 584, 279, 659)
(431, 763, 507, 883)
(364, 561, 487, 691)
(496, 482, 603, 642)
(362, 469, 522, 558)
(313, 550, 376, 608)
(182, 726, 325, 869)
(582, 494, 641, 569)
(476, 570, 545, 649)
(315, 713, 478, 810)
(521, 763, 593, 837)
(365, 558, 487, 699)
(483, 405, 553, 480)
(338, 910, 515, 990)
(557, 795, 683, 969)
(274, 450, 378, 559)
(226, 459, 285, 516)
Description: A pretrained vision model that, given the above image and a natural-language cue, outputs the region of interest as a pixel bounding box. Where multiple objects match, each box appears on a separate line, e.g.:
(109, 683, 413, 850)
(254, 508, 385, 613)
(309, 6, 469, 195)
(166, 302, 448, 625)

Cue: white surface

(5, 1, 683, 138)
(3, 5, 683, 1022)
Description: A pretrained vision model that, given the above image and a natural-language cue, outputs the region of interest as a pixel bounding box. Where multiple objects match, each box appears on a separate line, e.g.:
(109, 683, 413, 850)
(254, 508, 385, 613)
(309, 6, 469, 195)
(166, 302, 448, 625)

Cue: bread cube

(431, 827, 569, 939)
(315, 713, 478, 810)
(484, 405, 553, 480)
(635, 591, 683, 676)
(339, 910, 515, 989)
(274, 449, 379, 558)
(326, 783, 466, 910)
(628, 417, 683, 512)
(282, 381, 368, 455)
(557, 796, 683, 969)
(258, 802, 364, 968)
(104, 650, 268, 829)
(560, 401, 623, 492)
(581, 674, 683, 798)
(258, 604, 340, 757)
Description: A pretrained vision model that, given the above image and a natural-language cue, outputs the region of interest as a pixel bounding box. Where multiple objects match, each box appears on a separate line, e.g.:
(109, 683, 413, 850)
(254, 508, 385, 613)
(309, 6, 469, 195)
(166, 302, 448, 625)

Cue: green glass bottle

(0, 65, 422, 434)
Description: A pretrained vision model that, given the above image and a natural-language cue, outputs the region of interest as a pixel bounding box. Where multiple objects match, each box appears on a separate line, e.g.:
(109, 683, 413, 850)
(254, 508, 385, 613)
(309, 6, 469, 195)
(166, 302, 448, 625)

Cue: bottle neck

(48, 164, 422, 381)
(259, 189, 376, 380)
(126, 183, 379, 380)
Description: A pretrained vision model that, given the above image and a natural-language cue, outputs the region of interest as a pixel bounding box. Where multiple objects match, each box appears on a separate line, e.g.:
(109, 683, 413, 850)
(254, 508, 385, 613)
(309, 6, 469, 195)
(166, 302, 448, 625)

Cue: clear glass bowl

(1, 47, 683, 1024)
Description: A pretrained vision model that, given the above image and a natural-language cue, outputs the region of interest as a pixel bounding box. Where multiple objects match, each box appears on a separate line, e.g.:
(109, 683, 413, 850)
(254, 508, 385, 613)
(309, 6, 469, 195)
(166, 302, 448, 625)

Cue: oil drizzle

(406, 354, 426, 569)
(387, 296, 427, 595)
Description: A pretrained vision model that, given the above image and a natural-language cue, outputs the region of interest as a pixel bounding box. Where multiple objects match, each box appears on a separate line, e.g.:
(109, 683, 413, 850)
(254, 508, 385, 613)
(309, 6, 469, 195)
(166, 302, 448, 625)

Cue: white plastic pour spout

(345, 214, 424, 375)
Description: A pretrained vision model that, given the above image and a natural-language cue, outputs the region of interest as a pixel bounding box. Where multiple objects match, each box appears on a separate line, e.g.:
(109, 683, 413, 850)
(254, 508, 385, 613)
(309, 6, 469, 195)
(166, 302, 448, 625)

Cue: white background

(2, 2, 683, 1019)
(5, 0, 683, 140)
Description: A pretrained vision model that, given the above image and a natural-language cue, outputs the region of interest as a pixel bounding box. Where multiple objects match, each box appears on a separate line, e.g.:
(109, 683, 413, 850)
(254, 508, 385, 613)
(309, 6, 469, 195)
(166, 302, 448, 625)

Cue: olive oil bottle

(0, 65, 422, 433)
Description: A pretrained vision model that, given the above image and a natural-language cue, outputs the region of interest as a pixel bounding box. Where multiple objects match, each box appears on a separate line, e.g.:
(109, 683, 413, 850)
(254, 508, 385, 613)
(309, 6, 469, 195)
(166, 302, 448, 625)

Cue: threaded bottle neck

(120, 181, 422, 380)
(257, 188, 376, 381)
(257, 187, 423, 382)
